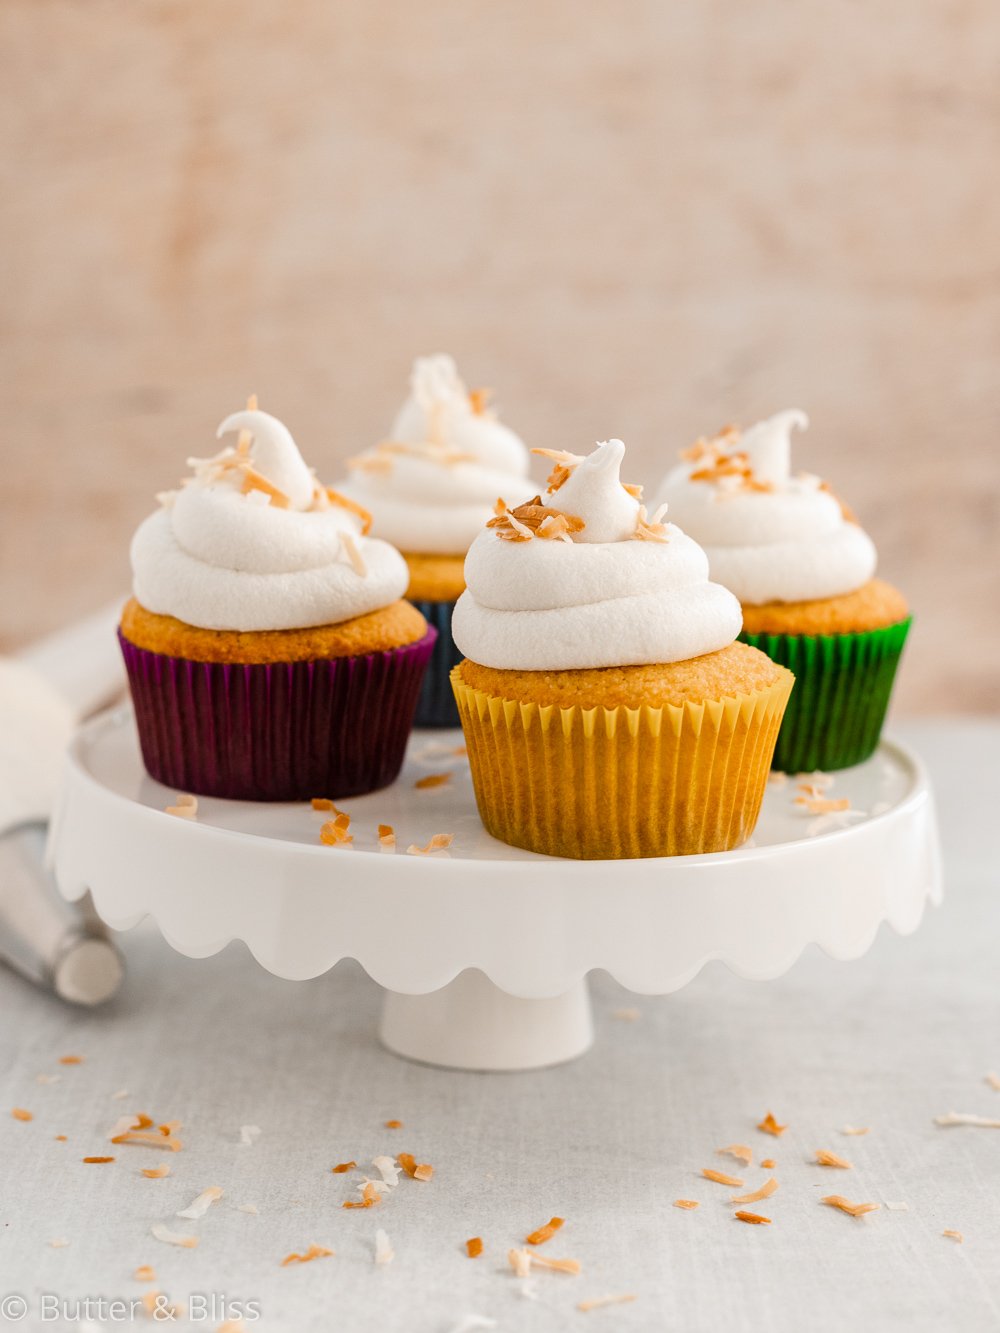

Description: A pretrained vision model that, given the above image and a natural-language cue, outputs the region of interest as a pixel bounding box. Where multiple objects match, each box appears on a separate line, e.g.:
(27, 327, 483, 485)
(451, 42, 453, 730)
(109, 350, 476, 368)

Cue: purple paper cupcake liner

(119, 627, 437, 802)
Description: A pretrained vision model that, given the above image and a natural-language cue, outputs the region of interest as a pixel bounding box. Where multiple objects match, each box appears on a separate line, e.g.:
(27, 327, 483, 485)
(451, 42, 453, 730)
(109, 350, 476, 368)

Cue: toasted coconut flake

(332, 1161, 357, 1174)
(613, 1007, 641, 1021)
(821, 1195, 880, 1218)
(415, 773, 451, 789)
(943, 1229, 964, 1243)
(54, 1134, 67, 1142)
(935, 1111, 1000, 1128)
(577, 1294, 637, 1312)
(768, 770, 788, 786)
(815, 1149, 852, 1169)
(320, 814, 353, 847)
(508, 1247, 533, 1278)
(311, 797, 338, 812)
(795, 796, 851, 814)
(385, 1119, 403, 1129)
(374, 1228, 394, 1265)
(731, 1178, 778, 1204)
(340, 531, 367, 578)
(531, 1252, 582, 1275)
(280, 1243, 334, 1265)
(466, 1236, 484, 1257)
(378, 824, 396, 852)
(217, 1322, 248, 1333)
(240, 466, 290, 508)
(165, 796, 198, 818)
(717, 1144, 753, 1166)
(407, 834, 454, 855)
(177, 1185, 223, 1219)
(239, 1124, 262, 1146)
(134, 1265, 156, 1282)
(373, 1155, 402, 1187)
(526, 1217, 565, 1246)
(734, 1211, 772, 1225)
(111, 1113, 183, 1152)
(468, 387, 492, 416)
(398, 1151, 433, 1180)
(59, 1055, 84, 1065)
(531, 447, 587, 494)
(323, 487, 373, 534)
(343, 1181, 381, 1209)
(840, 1126, 870, 1136)
(634, 502, 670, 543)
(757, 1112, 787, 1137)
(673, 1199, 700, 1210)
(142, 1165, 171, 1179)
(489, 496, 585, 543)
(985, 1073, 1000, 1091)
(11, 1107, 32, 1121)
(702, 1168, 744, 1187)
(151, 1222, 198, 1248)
(83, 1156, 115, 1164)
(237, 1203, 259, 1215)
(760, 1158, 776, 1169)
(49, 1237, 70, 1248)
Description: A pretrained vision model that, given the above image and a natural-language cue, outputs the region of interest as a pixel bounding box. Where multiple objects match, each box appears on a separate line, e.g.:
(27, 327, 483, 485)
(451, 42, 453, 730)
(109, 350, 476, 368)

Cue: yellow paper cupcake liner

(451, 667, 794, 860)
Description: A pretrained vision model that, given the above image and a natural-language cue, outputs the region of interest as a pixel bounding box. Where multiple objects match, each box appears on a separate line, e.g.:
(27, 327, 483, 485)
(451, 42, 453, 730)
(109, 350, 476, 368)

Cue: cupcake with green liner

(656, 410, 910, 772)
(450, 439, 793, 860)
(339, 354, 531, 727)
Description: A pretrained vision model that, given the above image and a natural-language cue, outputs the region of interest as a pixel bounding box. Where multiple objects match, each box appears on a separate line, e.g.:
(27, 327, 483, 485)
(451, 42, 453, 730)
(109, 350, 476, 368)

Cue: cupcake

(339, 355, 530, 727)
(449, 440, 793, 859)
(657, 410, 910, 772)
(120, 405, 436, 801)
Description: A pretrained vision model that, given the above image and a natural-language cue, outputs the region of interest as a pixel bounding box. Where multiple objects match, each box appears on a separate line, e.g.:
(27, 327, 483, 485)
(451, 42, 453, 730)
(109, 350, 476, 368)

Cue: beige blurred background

(3, 1, 998, 712)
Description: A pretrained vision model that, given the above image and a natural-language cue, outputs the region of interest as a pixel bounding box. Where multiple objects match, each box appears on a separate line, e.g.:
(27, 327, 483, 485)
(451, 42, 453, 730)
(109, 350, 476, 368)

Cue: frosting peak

(656, 410, 876, 605)
(131, 405, 409, 632)
(337, 355, 531, 556)
(216, 409, 315, 510)
(740, 409, 809, 486)
(551, 439, 641, 543)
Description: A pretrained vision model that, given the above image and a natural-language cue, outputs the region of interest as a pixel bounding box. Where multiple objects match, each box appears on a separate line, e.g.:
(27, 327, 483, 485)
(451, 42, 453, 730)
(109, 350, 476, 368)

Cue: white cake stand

(50, 707, 941, 1071)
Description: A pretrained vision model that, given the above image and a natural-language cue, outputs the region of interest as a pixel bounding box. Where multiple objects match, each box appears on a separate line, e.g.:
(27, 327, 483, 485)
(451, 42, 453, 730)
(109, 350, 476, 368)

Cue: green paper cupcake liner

(739, 618, 911, 773)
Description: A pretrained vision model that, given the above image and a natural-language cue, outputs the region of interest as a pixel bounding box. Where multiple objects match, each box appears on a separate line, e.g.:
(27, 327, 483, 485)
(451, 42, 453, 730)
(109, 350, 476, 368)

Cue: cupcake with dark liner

(657, 410, 910, 772)
(120, 405, 435, 800)
(450, 439, 793, 859)
(339, 355, 530, 726)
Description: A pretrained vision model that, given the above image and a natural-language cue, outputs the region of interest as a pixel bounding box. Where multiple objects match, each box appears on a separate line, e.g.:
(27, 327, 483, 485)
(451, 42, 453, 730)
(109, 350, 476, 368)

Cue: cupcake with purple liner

(338, 355, 531, 727)
(120, 402, 435, 800)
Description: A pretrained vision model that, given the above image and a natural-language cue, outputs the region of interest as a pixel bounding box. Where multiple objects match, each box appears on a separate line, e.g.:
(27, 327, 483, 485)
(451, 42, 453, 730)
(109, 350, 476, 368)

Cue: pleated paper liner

(739, 618, 910, 773)
(451, 666, 793, 859)
(410, 598, 463, 728)
(119, 626, 437, 802)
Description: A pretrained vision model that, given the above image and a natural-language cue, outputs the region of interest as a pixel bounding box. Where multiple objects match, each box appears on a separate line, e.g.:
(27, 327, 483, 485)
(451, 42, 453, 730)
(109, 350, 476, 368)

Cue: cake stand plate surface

(51, 707, 941, 1070)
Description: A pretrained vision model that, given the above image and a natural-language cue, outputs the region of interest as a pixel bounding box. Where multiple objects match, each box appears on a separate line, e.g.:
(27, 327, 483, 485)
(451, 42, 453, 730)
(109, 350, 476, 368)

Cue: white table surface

(1, 718, 998, 1333)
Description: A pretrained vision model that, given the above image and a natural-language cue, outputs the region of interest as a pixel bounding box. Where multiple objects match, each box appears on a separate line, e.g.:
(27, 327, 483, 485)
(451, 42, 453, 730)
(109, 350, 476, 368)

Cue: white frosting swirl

(656, 410, 877, 605)
(452, 440, 742, 670)
(338, 354, 531, 555)
(131, 409, 409, 632)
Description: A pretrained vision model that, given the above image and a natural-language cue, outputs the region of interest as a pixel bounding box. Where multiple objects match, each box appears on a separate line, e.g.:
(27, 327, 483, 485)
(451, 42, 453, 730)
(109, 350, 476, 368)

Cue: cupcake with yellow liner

(449, 440, 793, 859)
(339, 354, 531, 726)
(657, 410, 910, 773)
(121, 404, 435, 801)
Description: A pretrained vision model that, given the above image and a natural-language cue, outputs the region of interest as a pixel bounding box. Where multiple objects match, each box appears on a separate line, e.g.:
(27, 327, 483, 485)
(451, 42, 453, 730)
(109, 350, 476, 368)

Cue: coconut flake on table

(177, 1185, 223, 1219)
(372, 1156, 402, 1187)
(236, 1203, 259, 1215)
(239, 1124, 262, 1146)
(934, 1111, 1000, 1128)
(374, 1228, 394, 1265)
(151, 1222, 198, 1248)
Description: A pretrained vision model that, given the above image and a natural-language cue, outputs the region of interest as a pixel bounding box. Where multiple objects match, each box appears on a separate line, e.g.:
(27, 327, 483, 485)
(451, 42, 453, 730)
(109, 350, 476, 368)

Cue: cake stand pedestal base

(380, 970, 593, 1071)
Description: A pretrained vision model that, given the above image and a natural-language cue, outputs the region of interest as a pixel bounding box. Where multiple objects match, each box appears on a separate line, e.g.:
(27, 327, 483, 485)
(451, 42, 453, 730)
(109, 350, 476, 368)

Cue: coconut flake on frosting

(452, 439, 742, 671)
(336, 355, 531, 556)
(656, 411, 877, 605)
(131, 406, 409, 632)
